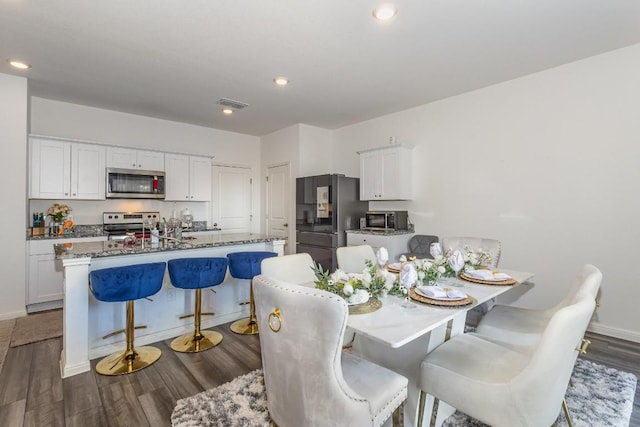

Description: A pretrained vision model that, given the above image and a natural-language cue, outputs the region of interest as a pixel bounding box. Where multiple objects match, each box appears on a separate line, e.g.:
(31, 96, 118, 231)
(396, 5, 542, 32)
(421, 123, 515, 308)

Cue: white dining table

(347, 269, 534, 427)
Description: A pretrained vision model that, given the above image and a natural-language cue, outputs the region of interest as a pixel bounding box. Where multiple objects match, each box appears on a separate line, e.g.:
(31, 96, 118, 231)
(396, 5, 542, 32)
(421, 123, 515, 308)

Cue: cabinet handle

(132, 163, 136, 167)
(190, 195, 194, 199)
(185, 196, 189, 199)
(64, 192, 68, 196)
(72, 193, 76, 196)
(138, 164, 142, 168)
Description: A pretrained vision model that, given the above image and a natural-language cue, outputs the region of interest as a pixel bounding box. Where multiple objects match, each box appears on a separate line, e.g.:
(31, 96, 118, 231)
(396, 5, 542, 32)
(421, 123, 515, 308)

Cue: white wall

(332, 43, 640, 342)
(299, 124, 333, 176)
(260, 125, 300, 253)
(29, 98, 262, 230)
(0, 73, 29, 320)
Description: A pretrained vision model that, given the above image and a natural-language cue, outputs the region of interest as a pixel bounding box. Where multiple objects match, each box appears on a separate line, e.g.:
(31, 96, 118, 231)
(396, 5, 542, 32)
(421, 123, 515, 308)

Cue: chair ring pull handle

(268, 308, 282, 333)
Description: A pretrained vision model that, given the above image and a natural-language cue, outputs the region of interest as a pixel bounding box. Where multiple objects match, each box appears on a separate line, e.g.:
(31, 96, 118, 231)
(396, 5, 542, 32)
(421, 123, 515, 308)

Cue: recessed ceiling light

(372, 4, 397, 21)
(273, 77, 289, 86)
(222, 108, 233, 115)
(8, 59, 31, 70)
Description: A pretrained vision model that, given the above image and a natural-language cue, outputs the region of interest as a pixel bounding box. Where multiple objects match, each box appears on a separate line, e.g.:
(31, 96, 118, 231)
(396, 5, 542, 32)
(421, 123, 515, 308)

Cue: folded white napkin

(399, 263, 418, 287)
(416, 286, 466, 300)
(388, 262, 402, 270)
(449, 249, 465, 273)
(466, 269, 512, 281)
(430, 242, 443, 258)
(376, 247, 389, 266)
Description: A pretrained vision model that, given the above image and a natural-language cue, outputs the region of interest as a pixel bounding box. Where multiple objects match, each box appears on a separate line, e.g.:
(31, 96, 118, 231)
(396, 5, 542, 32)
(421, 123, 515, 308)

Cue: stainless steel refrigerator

(296, 174, 368, 271)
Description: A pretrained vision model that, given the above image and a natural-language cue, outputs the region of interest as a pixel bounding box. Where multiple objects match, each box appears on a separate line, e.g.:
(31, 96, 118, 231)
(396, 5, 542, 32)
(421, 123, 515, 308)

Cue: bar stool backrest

(90, 262, 166, 302)
(227, 251, 278, 280)
(168, 257, 229, 289)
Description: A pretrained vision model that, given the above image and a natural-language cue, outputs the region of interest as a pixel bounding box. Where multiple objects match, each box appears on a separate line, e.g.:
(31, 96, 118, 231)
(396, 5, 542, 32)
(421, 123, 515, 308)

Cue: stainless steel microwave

(363, 211, 408, 231)
(106, 168, 165, 199)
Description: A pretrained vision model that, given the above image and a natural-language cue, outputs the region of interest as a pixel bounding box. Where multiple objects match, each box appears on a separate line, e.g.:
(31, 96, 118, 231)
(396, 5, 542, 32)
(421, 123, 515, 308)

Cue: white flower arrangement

(398, 245, 493, 284)
(47, 203, 71, 222)
(313, 253, 397, 304)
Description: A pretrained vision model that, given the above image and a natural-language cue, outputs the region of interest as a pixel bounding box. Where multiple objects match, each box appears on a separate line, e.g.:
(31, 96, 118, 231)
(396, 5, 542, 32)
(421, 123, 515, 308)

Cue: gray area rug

(171, 359, 637, 427)
(9, 309, 63, 348)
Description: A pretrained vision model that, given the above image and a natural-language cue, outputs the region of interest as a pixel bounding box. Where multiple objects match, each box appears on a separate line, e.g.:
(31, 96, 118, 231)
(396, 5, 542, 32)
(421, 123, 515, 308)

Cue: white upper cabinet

(106, 146, 165, 171)
(30, 137, 106, 200)
(165, 154, 212, 201)
(358, 145, 413, 201)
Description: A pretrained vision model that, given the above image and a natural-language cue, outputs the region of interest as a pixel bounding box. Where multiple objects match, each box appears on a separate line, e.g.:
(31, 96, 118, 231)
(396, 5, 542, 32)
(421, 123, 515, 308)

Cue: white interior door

(266, 164, 290, 247)
(211, 165, 252, 233)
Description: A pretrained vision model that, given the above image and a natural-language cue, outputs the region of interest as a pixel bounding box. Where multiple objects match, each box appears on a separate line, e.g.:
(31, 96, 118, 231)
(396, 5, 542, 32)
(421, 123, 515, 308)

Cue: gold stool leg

(562, 398, 574, 427)
(96, 300, 161, 376)
(171, 288, 223, 352)
(230, 279, 259, 335)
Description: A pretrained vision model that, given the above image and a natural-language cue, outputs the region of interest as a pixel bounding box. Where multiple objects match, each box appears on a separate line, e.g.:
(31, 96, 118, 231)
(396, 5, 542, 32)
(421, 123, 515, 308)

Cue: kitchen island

(55, 233, 286, 378)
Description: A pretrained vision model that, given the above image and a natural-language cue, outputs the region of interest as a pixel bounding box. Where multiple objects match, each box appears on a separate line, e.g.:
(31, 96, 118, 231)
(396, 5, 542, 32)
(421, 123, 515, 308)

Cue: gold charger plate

(409, 288, 474, 307)
(459, 272, 517, 286)
(348, 298, 382, 315)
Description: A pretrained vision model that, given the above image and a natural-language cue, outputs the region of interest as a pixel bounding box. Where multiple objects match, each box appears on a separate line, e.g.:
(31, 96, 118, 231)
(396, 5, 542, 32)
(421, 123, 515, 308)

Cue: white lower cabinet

(346, 232, 414, 262)
(27, 237, 107, 313)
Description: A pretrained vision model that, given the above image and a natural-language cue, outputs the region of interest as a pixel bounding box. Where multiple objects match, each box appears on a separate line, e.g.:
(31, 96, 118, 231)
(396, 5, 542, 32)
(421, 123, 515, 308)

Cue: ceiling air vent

(216, 98, 249, 110)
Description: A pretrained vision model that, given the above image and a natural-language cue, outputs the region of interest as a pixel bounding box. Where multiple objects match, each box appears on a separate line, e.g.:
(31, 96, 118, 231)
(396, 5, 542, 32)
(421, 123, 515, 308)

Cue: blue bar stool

(89, 262, 166, 376)
(167, 257, 229, 352)
(227, 251, 278, 335)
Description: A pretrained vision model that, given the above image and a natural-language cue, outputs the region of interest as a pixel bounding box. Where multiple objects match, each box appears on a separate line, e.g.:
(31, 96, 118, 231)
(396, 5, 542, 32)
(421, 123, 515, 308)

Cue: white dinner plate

(415, 287, 467, 301)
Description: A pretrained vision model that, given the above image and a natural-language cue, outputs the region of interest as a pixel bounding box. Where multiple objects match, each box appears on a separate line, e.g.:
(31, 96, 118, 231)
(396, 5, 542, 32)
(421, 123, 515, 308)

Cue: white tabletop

(347, 269, 534, 348)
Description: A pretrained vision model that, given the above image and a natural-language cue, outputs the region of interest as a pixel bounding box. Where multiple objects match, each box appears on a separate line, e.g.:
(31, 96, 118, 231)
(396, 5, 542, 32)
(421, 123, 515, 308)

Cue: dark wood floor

(0, 326, 637, 426)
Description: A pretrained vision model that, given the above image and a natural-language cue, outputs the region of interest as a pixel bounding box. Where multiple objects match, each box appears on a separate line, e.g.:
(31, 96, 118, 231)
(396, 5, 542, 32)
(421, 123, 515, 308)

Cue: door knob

(283, 223, 288, 227)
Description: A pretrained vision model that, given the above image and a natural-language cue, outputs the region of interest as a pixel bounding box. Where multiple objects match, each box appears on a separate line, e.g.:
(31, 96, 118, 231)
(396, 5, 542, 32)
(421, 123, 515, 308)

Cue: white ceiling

(2, 1, 640, 136)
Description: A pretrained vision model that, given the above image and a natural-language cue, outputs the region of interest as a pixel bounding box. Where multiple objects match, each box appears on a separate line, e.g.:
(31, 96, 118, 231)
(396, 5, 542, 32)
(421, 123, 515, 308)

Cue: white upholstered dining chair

(476, 264, 602, 347)
(336, 245, 376, 273)
(260, 252, 317, 285)
(416, 280, 599, 427)
(253, 275, 408, 427)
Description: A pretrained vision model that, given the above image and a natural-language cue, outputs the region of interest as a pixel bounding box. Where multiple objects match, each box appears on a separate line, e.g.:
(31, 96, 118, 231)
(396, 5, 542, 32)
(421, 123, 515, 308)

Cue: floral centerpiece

(47, 203, 71, 223)
(313, 248, 398, 305)
(313, 260, 396, 305)
(399, 243, 493, 285)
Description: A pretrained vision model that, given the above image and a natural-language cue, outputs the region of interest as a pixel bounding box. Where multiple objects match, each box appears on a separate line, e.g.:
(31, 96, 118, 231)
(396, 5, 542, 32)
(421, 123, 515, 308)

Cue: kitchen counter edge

(54, 233, 286, 260)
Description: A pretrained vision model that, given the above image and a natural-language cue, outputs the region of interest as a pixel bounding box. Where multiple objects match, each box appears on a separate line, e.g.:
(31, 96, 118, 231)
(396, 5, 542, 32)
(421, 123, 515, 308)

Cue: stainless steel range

(103, 211, 160, 240)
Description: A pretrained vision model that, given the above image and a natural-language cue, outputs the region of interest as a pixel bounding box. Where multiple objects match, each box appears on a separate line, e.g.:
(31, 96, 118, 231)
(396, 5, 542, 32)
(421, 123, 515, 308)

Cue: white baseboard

(0, 308, 28, 321)
(27, 300, 63, 314)
(60, 349, 91, 378)
(588, 322, 640, 344)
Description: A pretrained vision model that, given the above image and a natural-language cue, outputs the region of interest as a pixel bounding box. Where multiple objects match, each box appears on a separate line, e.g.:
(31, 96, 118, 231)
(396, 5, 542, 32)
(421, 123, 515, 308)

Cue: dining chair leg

(392, 401, 404, 427)
(429, 397, 440, 427)
(562, 398, 574, 427)
(417, 390, 426, 427)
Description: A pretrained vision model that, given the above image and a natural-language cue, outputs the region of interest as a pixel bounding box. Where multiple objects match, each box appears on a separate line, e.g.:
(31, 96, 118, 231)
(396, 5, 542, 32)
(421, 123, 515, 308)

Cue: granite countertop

(28, 224, 107, 240)
(346, 228, 415, 236)
(27, 222, 220, 240)
(54, 233, 286, 260)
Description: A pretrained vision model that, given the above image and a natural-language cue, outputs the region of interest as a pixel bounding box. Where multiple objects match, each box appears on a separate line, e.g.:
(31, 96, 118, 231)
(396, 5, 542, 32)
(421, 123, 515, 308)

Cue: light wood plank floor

(0, 326, 637, 426)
